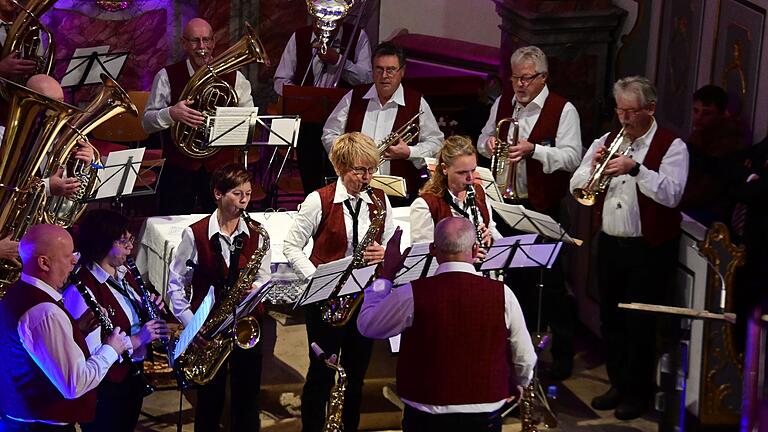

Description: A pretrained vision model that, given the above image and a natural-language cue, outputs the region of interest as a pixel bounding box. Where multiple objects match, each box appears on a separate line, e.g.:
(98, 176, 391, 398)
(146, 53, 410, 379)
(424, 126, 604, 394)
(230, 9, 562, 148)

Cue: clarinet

(124, 257, 173, 367)
(71, 271, 156, 396)
(465, 184, 484, 246)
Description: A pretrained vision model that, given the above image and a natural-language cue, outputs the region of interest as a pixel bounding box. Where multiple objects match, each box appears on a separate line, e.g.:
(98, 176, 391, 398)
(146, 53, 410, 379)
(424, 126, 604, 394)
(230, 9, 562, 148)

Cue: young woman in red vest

(410, 135, 498, 250)
(570, 76, 689, 420)
(62, 209, 170, 432)
(167, 163, 271, 432)
(283, 132, 395, 432)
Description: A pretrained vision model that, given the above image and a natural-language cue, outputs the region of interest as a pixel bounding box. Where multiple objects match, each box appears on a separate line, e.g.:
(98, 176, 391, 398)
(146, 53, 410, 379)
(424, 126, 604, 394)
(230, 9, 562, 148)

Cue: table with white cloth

(135, 207, 412, 303)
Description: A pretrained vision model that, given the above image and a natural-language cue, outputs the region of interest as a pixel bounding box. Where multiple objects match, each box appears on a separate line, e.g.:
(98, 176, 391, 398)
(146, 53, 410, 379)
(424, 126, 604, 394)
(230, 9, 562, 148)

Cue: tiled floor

(136, 306, 658, 432)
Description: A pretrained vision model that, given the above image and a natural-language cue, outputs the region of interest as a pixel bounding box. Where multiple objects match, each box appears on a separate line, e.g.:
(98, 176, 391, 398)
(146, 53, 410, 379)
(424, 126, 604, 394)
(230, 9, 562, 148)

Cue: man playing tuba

(142, 18, 255, 216)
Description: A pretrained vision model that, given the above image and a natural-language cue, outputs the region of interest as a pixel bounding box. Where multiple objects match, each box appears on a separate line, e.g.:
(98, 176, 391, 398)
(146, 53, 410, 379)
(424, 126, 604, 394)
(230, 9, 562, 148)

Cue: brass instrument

(43, 74, 138, 227)
(377, 111, 422, 166)
(320, 186, 385, 326)
(173, 209, 270, 386)
(0, 0, 56, 84)
(305, 0, 356, 54)
(170, 22, 269, 159)
(70, 270, 155, 396)
(572, 127, 632, 206)
(311, 342, 346, 432)
(491, 116, 520, 201)
(0, 78, 84, 296)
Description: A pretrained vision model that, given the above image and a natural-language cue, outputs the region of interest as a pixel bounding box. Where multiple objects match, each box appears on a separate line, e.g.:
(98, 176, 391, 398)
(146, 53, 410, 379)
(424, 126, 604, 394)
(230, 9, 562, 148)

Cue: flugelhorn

(305, 0, 356, 54)
(491, 116, 520, 201)
(0, 0, 56, 85)
(377, 111, 422, 166)
(572, 127, 632, 206)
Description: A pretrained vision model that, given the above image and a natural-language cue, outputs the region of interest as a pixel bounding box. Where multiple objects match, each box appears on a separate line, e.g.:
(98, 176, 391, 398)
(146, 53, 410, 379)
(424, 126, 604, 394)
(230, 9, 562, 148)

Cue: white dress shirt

(322, 84, 444, 174)
(273, 27, 372, 95)
(283, 177, 395, 280)
(409, 190, 501, 244)
(15, 274, 118, 405)
(357, 261, 537, 413)
(167, 210, 272, 326)
(477, 86, 582, 197)
(569, 119, 689, 237)
(62, 262, 145, 361)
(142, 59, 254, 134)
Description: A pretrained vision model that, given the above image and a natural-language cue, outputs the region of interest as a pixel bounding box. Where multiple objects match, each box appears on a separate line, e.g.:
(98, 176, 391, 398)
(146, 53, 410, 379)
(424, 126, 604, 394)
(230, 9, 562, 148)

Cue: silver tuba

(305, 0, 356, 54)
(572, 127, 632, 206)
(0, 0, 56, 85)
(43, 74, 138, 227)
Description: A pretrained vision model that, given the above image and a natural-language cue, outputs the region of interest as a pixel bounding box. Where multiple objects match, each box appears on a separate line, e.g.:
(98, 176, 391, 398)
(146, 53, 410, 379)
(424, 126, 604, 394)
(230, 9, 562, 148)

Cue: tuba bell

(0, 0, 57, 85)
(572, 127, 632, 206)
(170, 22, 269, 159)
(43, 74, 138, 227)
(0, 78, 84, 296)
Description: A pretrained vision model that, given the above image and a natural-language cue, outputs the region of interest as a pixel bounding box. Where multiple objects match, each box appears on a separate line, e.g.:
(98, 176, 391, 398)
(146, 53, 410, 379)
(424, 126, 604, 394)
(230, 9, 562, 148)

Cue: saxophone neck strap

(226, 232, 247, 289)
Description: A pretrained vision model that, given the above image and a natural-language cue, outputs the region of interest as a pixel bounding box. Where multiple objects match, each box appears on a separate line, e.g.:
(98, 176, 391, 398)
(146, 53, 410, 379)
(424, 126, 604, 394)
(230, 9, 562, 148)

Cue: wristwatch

(628, 161, 641, 177)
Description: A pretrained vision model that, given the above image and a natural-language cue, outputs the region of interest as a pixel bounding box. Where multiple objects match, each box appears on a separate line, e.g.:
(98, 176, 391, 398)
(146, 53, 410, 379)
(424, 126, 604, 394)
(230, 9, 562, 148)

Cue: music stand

(249, 115, 301, 209)
(60, 46, 129, 101)
(85, 148, 163, 214)
(294, 256, 376, 307)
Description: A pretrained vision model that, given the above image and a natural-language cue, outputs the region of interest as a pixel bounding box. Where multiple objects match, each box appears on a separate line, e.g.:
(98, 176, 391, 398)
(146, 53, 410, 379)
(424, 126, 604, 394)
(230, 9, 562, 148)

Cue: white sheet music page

(267, 117, 300, 146)
(481, 234, 538, 270)
(393, 243, 437, 286)
(173, 286, 215, 361)
(300, 256, 353, 305)
(338, 265, 376, 295)
(208, 107, 259, 147)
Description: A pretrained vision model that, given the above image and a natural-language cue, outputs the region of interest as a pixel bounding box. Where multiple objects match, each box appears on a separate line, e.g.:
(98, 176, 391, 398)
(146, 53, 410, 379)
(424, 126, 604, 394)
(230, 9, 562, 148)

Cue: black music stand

(59, 46, 129, 103)
(294, 256, 377, 307)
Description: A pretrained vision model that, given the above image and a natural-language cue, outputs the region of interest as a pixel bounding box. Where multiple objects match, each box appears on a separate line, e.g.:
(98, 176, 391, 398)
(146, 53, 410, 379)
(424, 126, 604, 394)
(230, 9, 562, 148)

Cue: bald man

(0, 224, 131, 431)
(143, 17, 255, 216)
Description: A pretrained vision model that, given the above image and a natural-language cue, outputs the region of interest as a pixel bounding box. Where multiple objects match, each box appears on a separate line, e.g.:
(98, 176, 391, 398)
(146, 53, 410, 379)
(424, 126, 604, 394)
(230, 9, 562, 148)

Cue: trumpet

(377, 111, 422, 166)
(491, 116, 521, 201)
(572, 127, 632, 206)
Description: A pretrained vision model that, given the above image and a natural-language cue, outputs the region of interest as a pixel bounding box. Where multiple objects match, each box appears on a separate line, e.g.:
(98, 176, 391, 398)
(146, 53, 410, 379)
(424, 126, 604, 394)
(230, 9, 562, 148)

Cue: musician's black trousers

(597, 233, 678, 399)
(402, 405, 502, 432)
(158, 164, 216, 216)
(301, 303, 373, 432)
(79, 370, 145, 432)
(195, 342, 263, 432)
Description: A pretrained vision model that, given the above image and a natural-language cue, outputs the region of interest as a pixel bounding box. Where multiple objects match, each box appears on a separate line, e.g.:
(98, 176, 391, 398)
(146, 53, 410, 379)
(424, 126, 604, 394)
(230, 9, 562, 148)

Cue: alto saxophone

(320, 186, 385, 327)
(312, 343, 346, 432)
(519, 381, 537, 432)
(572, 127, 633, 206)
(173, 210, 270, 386)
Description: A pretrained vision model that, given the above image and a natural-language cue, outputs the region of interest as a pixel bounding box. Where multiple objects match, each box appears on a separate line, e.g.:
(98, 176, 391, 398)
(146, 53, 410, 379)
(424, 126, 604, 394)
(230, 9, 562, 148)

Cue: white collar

(363, 83, 405, 107)
(434, 261, 478, 275)
(514, 85, 549, 111)
(185, 59, 195, 77)
(207, 210, 250, 239)
(333, 177, 373, 204)
(86, 261, 127, 285)
(630, 117, 658, 149)
(20, 273, 63, 301)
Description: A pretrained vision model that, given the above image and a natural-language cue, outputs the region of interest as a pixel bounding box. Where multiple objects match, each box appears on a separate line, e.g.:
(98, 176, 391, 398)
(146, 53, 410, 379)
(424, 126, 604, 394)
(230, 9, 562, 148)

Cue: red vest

(308, 183, 387, 266)
(496, 89, 570, 212)
(162, 60, 240, 172)
(76, 265, 142, 383)
(294, 23, 361, 89)
(397, 272, 511, 405)
(420, 184, 490, 228)
(344, 84, 424, 195)
(0, 280, 97, 423)
(592, 127, 682, 245)
(188, 215, 264, 317)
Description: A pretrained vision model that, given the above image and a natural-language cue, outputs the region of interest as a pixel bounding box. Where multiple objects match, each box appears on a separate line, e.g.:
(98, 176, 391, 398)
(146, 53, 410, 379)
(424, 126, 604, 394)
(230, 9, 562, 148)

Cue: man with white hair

(477, 45, 582, 381)
(570, 76, 689, 420)
(357, 218, 536, 432)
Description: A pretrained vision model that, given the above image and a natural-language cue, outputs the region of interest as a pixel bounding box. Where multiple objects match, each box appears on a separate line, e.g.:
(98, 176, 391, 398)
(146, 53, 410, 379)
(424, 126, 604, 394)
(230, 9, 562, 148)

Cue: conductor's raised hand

(169, 99, 205, 128)
(378, 227, 410, 282)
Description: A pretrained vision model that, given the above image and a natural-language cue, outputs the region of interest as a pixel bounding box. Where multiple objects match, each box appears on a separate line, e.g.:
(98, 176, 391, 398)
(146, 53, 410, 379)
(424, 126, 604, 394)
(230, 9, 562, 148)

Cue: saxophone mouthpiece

(311, 342, 328, 360)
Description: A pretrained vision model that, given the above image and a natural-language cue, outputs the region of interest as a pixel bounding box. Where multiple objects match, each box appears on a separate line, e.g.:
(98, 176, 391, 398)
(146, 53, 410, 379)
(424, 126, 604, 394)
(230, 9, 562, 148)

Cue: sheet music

(62, 46, 128, 86)
(488, 199, 581, 245)
(389, 334, 401, 353)
(267, 117, 300, 146)
(95, 148, 145, 199)
(173, 287, 215, 361)
(212, 280, 275, 335)
(393, 243, 437, 285)
(299, 257, 353, 305)
(514, 242, 563, 268)
(370, 175, 407, 198)
(481, 234, 538, 270)
(338, 265, 377, 296)
(208, 107, 259, 147)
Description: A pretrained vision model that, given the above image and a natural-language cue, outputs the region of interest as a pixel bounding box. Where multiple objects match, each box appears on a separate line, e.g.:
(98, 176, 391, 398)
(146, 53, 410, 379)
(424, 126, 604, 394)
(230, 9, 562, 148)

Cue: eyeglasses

(614, 107, 646, 116)
(510, 73, 542, 86)
(351, 166, 378, 176)
(116, 235, 136, 247)
(373, 66, 402, 76)
(183, 36, 214, 46)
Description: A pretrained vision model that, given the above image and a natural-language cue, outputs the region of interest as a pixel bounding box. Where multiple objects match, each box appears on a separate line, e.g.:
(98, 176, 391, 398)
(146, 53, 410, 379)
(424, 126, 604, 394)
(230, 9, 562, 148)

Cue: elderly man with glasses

(322, 41, 444, 202)
(142, 18, 254, 216)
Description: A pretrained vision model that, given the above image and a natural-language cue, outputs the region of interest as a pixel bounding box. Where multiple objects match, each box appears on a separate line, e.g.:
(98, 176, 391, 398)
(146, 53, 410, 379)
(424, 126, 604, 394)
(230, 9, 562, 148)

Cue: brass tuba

(173, 209, 270, 386)
(491, 116, 520, 201)
(0, 0, 57, 84)
(320, 186, 385, 326)
(42, 74, 138, 227)
(170, 22, 269, 159)
(572, 127, 632, 206)
(305, 0, 355, 54)
(377, 111, 421, 166)
(0, 78, 84, 295)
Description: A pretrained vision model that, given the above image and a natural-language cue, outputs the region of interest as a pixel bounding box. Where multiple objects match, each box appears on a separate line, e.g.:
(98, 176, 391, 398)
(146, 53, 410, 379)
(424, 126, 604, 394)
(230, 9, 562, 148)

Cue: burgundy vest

(0, 280, 97, 423)
(188, 215, 264, 317)
(591, 127, 682, 245)
(308, 183, 387, 266)
(294, 23, 361, 89)
(397, 272, 511, 405)
(162, 60, 240, 172)
(496, 89, 570, 212)
(345, 84, 424, 195)
(420, 184, 490, 227)
(76, 265, 142, 383)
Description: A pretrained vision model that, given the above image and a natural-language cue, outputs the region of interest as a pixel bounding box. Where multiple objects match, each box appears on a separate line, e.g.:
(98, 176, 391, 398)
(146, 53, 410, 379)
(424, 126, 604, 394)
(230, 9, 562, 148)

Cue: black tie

(344, 197, 363, 249)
